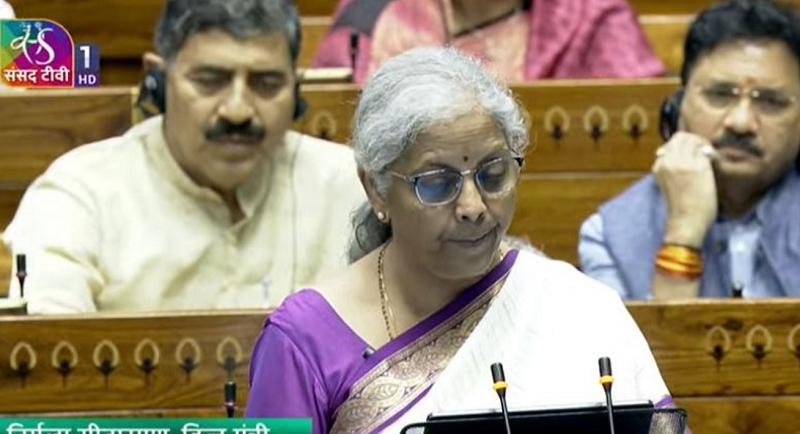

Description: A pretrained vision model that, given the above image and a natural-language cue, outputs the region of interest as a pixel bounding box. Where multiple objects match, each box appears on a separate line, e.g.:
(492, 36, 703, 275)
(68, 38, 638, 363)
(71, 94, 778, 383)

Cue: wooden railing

(2, 300, 800, 433)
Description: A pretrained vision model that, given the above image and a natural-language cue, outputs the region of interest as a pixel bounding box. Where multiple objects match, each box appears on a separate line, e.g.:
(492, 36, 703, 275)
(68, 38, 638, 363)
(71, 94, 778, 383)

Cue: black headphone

(658, 88, 685, 142)
(136, 3, 307, 121)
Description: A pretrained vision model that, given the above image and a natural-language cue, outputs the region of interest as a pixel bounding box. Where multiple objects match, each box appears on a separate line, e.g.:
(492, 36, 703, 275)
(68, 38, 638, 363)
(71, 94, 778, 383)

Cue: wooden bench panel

(0, 189, 23, 236)
(2, 303, 799, 434)
(628, 0, 800, 15)
(0, 311, 267, 414)
(0, 88, 135, 185)
(641, 14, 691, 75)
(628, 0, 715, 15)
(675, 396, 800, 434)
(510, 173, 642, 264)
(0, 79, 679, 184)
(298, 79, 678, 172)
(511, 79, 675, 172)
(294, 0, 337, 16)
(628, 300, 800, 396)
(0, 241, 10, 297)
(7, 0, 161, 59)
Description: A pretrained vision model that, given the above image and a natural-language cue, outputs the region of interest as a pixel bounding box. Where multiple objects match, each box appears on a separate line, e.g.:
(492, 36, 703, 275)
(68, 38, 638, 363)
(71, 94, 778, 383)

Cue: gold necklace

(377, 243, 508, 341)
(377, 243, 397, 340)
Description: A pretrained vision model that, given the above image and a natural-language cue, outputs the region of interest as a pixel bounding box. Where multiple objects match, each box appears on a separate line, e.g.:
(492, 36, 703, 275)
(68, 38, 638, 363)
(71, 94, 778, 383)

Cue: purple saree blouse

(245, 250, 520, 434)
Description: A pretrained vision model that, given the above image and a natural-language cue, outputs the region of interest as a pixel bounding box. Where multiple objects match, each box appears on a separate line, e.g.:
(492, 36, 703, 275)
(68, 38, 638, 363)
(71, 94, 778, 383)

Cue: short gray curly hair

(349, 47, 529, 262)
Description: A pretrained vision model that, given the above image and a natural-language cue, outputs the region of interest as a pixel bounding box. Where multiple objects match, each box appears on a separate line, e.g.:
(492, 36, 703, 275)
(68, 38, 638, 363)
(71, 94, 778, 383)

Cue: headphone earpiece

(293, 82, 308, 121)
(285, 2, 306, 121)
(136, 67, 166, 118)
(659, 88, 685, 142)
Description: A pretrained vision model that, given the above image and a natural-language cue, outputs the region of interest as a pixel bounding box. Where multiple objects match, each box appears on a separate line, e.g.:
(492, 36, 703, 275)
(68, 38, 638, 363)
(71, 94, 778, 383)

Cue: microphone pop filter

(599, 357, 612, 377)
(16, 254, 26, 272)
(225, 380, 236, 403)
(491, 362, 506, 383)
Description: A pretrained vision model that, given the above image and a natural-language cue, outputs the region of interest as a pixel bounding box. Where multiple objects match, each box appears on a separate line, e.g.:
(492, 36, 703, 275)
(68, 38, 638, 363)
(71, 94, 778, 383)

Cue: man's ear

(137, 52, 168, 118)
(142, 52, 164, 72)
(359, 168, 388, 217)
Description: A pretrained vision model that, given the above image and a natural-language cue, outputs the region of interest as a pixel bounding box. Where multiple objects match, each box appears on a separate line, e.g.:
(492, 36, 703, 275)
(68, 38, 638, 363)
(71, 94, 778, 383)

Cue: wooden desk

(2, 300, 799, 434)
(1, 78, 679, 176)
(0, 242, 9, 297)
(0, 88, 136, 186)
(629, 299, 800, 434)
(0, 310, 268, 417)
(628, 0, 714, 14)
(641, 14, 692, 75)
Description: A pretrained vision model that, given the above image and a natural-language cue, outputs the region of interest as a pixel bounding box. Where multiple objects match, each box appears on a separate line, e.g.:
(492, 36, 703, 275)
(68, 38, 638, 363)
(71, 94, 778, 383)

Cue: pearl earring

(377, 211, 386, 221)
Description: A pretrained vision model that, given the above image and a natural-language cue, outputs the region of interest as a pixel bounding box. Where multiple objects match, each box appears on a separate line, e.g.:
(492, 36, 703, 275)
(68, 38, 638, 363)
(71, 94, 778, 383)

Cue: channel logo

(1, 19, 99, 88)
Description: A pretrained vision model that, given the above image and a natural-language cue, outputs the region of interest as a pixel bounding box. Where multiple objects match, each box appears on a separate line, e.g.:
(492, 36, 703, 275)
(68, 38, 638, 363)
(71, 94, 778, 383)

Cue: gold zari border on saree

(329, 273, 509, 434)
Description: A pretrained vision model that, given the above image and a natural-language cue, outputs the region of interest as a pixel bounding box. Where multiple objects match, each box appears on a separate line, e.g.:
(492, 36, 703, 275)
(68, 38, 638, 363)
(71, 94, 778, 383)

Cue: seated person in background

(246, 47, 673, 433)
(579, 0, 800, 300)
(0, 1, 13, 18)
(2, 0, 365, 313)
(313, 0, 665, 83)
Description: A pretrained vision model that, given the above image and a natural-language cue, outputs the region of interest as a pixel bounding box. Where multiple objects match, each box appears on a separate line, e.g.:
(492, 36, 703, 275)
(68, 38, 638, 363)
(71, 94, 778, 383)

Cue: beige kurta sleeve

(3, 163, 105, 313)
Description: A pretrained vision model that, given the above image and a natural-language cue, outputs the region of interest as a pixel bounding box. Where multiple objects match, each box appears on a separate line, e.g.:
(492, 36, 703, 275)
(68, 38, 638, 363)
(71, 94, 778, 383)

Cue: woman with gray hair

(246, 47, 673, 434)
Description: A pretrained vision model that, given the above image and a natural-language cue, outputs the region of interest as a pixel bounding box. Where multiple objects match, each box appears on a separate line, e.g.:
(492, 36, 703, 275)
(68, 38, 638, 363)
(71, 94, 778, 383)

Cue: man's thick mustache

(713, 133, 764, 157)
(205, 122, 266, 142)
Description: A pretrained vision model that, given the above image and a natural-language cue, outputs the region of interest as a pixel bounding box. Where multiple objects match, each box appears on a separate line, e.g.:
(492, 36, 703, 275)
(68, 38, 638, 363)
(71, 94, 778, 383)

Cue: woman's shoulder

(267, 289, 356, 348)
(268, 259, 373, 347)
(512, 251, 644, 346)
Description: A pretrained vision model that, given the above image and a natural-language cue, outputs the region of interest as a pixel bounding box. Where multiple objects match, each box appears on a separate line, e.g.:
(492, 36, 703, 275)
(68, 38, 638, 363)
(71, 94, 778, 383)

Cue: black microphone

(224, 380, 236, 418)
(15, 254, 26, 299)
(490, 362, 512, 434)
(349, 30, 359, 72)
(732, 283, 744, 299)
(598, 357, 616, 434)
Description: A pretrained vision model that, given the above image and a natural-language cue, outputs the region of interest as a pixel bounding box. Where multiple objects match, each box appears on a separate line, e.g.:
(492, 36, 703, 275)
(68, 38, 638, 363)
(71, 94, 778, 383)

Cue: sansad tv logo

(0, 19, 100, 88)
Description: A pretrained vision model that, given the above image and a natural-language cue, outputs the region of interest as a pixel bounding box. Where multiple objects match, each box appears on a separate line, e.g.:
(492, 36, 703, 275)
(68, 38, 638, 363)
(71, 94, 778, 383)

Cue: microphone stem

(604, 389, 616, 434)
(500, 396, 512, 434)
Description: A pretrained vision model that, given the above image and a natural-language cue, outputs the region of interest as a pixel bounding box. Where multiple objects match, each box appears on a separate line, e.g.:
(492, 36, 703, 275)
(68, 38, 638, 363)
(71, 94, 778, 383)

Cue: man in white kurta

(3, 116, 364, 313)
(3, 0, 368, 313)
(0, 0, 13, 17)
